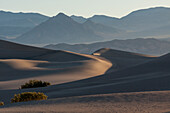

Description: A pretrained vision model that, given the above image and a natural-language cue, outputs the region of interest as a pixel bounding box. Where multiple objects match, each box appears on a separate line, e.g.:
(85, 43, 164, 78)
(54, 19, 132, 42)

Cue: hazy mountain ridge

(0, 10, 49, 26)
(71, 7, 170, 40)
(45, 38, 170, 55)
(0, 10, 49, 38)
(2, 7, 170, 44)
(15, 13, 123, 44)
(72, 7, 170, 31)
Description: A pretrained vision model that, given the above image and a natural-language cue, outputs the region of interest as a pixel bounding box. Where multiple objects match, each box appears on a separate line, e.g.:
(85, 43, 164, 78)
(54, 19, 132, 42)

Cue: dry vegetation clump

(0, 102, 4, 106)
(11, 92, 48, 103)
(21, 80, 51, 89)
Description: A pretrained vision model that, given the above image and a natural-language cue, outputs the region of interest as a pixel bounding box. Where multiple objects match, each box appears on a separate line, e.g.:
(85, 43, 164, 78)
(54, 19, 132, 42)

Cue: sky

(0, 0, 170, 18)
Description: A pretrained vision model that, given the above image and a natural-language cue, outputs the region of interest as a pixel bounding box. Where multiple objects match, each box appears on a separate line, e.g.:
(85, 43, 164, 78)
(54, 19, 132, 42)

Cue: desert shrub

(21, 80, 51, 89)
(11, 92, 48, 103)
(0, 102, 4, 106)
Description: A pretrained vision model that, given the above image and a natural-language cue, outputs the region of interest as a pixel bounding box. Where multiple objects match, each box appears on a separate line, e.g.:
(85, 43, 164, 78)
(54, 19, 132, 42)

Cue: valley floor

(1, 91, 170, 113)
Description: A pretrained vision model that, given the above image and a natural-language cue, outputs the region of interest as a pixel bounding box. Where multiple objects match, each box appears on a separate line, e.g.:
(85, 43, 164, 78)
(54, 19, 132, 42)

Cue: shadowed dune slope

(0, 39, 90, 61)
(93, 48, 156, 58)
(0, 39, 112, 89)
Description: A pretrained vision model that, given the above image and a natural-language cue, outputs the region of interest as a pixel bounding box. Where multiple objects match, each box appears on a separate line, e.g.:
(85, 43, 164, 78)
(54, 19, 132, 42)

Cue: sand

(1, 91, 170, 113)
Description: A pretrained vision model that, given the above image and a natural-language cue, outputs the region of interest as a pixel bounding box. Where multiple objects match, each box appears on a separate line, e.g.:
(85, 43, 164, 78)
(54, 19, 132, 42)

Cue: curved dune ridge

(93, 48, 157, 73)
(0, 40, 112, 89)
(93, 48, 157, 58)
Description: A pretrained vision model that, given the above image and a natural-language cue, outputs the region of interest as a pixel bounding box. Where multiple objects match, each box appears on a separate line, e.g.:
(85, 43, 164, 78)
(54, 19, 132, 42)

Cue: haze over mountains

(72, 7, 170, 31)
(71, 7, 170, 40)
(15, 13, 123, 44)
(0, 7, 169, 45)
(45, 38, 170, 55)
(0, 10, 48, 38)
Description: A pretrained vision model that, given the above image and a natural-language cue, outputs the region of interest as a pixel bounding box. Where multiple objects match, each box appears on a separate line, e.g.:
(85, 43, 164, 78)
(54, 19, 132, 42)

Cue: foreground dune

(0, 53, 112, 90)
(0, 40, 112, 90)
(1, 91, 170, 113)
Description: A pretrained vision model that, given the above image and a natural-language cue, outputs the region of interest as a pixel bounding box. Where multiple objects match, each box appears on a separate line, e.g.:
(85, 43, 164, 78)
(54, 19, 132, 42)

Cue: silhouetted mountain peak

(56, 12, 68, 17)
(47, 12, 75, 24)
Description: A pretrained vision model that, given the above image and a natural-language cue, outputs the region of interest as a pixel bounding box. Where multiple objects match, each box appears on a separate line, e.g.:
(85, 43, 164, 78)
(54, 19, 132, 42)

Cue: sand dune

(0, 40, 112, 90)
(33, 51, 169, 99)
(6, 48, 167, 101)
(1, 91, 170, 113)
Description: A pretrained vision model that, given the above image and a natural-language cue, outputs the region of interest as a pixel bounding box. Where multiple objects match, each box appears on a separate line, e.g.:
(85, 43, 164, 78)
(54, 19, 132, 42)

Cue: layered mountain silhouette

(15, 13, 122, 44)
(72, 7, 170, 31)
(71, 7, 170, 40)
(0, 7, 169, 44)
(45, 38, 170, 55)
(1, 7, 170, 45)
(0, 10, 49, 38)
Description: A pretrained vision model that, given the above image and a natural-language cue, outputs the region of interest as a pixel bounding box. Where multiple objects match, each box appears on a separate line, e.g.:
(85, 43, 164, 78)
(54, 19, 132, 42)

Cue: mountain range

(45, 38, 170, 55)
(71, 7, 170, 40)
(0, 10, 48, 38)
(0, 7, 169, 44)
(72, 7, 170, 31)
(15, 13, 123, 44)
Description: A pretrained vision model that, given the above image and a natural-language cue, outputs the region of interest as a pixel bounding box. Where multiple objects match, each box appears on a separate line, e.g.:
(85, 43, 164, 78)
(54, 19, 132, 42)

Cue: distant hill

(15, 13, 123, 44)
(0, 10, 49, 38)
(44, 38, 170, 55)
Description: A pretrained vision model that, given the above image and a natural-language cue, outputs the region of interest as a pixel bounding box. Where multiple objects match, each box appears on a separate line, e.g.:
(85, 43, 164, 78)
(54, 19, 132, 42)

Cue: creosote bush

(21, 80, 51, 89)
(0, 102, 4, 106)
(11, 92, 48, 103)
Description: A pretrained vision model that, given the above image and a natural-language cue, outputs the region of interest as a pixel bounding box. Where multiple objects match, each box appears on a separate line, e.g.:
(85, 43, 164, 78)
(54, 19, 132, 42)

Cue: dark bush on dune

(0, 102, 4, 106)
(21, 80, 51, 89)
(11, 92, 48, 103)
